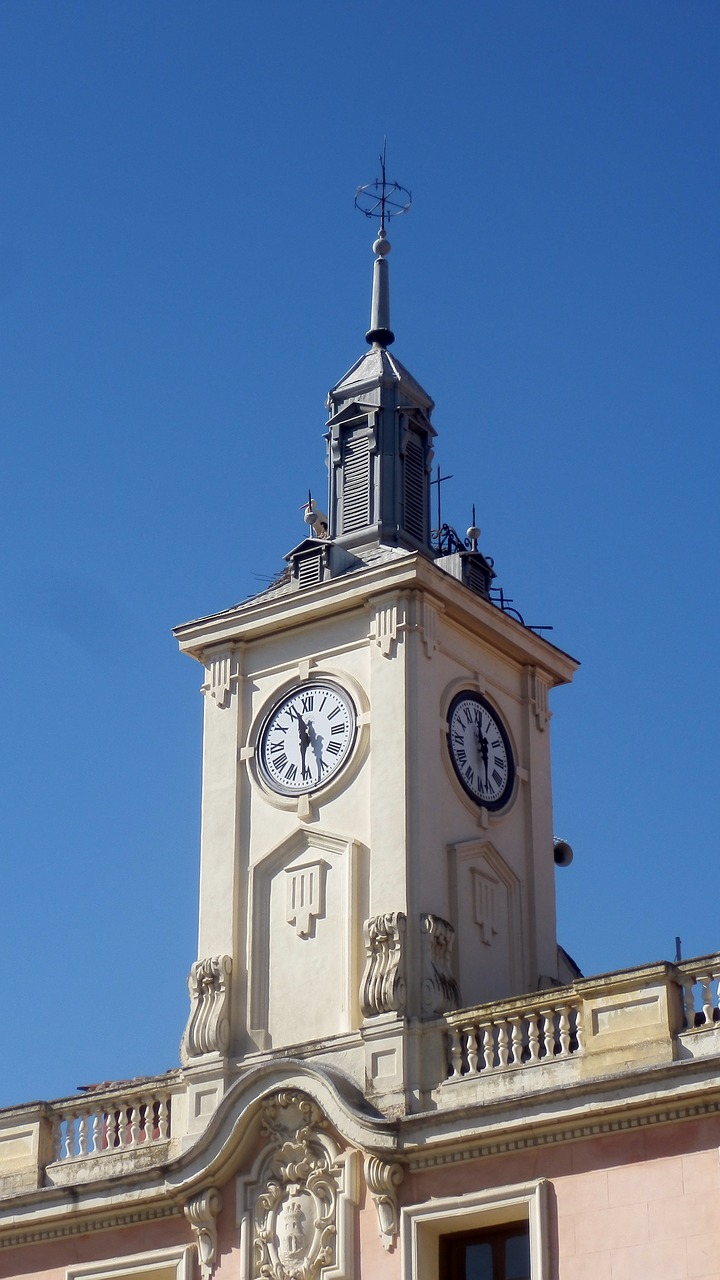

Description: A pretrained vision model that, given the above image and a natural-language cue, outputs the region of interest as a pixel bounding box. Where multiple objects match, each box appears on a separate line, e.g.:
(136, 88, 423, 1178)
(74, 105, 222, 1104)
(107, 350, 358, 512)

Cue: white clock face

(258, 682, 357, 795)
(447, 691, 514, 811)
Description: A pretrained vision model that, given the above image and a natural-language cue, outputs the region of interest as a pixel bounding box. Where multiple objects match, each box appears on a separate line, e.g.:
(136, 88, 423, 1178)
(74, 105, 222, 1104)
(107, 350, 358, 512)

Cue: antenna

(355, 141, 412, 233)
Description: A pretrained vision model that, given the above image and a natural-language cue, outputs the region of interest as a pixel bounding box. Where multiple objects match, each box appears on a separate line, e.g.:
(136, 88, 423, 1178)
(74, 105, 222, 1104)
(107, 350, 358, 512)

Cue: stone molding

(184, 1188, 222, 1280)
(202, 650, 238, 707)
(360, 913, 407, 1017)
(181, 955, 232, 1061)
(364, 1155, 404, 1251)
(526, 666, 550, 731)
(369, 600, 405, 658)
(420, 914, 460, 1016)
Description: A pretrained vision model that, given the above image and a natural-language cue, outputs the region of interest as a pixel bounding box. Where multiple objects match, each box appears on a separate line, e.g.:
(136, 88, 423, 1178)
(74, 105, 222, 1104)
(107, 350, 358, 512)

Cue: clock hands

(289, 706, 324, 782)
(476, 711, 490, 790)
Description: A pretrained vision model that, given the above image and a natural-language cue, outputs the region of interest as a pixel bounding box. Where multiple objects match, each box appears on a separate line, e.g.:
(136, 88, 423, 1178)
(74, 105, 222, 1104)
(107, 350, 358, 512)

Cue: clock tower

(174, 205, 577, 1116)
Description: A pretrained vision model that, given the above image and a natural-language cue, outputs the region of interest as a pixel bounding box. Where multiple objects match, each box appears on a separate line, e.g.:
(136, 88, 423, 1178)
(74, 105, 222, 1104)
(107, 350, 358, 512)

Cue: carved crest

(247, 1092, 355, 1280)
(421, 914, 460, 1016)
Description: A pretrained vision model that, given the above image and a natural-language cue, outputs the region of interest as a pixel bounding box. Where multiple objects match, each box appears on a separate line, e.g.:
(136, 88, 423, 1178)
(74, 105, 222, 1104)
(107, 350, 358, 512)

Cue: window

(67, 1245, 193, 1280)
(440, 1222, 531, 1279)
(401, 1179, 549, 1280)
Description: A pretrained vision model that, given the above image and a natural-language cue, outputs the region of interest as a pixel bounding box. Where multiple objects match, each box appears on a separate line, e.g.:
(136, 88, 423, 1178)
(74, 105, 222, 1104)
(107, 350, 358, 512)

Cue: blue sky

(1, 1, 718, 1107)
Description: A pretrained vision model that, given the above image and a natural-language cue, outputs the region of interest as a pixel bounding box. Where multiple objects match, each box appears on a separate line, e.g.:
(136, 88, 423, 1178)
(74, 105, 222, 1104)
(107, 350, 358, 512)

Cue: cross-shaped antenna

(355, 140, 412, 233)
(431, 465, 454, 535)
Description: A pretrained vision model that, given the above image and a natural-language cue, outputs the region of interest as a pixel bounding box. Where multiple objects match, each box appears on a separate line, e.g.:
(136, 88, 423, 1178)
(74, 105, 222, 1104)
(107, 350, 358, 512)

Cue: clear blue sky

(1, 1, 718, 1108)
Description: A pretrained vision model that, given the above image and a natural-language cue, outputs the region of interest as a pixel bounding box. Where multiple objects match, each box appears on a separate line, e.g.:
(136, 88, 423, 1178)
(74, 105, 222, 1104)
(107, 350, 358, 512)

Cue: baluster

(448, 1028, 463, 1079)
(158, 1096, 169, 1141)
(141, 1096, 153, 1142)
(465, 1028, 479, 1076)
(53, 1117, 64, 1161)
(63, 1114, 75, 1159)
(558, 1006, 571, 1057)
(527, 1013, 540, 1063)
(105, 1109, 119, 1150)
(574, 1006, 585, 1053)
(497, 1021, 509, 1068)
(482, 1023, 494, 1071)
(510, 1016, 523, 1065)
(77, 1111, 88, 1156)
(91, 1111, 102, 1154)
(681, 973, 697, 1028)
(540, 1008, 555, 1058)
(129, 1104, 141, 1148)
(698, 974, 714, 1026)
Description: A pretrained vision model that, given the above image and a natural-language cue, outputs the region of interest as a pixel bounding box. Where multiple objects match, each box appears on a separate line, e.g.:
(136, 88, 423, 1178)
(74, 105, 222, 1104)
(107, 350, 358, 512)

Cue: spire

(366, 229, 394, 347)
(355, 142, 411, 350)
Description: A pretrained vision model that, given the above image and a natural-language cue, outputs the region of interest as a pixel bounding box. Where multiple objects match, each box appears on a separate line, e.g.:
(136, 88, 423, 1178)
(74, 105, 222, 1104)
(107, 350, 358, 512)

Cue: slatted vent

(403, 435, 425, 542)
(342, 434, 371, 533)
(297, 552, 323, 589)
(465, 559, 490, 599)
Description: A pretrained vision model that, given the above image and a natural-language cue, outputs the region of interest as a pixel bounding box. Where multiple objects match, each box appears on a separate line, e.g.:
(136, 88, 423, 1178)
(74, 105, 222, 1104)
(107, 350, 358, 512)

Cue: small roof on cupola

(328, 345, 435, 413)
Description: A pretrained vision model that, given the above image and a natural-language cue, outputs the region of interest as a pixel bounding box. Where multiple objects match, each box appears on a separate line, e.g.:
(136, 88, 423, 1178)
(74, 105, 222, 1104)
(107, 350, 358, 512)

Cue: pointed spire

(365, 229, 394, 347)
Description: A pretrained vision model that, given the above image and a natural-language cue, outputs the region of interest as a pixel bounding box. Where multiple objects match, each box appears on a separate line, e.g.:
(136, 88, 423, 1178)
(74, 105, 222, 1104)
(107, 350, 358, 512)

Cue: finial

(467, 504, 481, 552)
(355, 142, 411, 348)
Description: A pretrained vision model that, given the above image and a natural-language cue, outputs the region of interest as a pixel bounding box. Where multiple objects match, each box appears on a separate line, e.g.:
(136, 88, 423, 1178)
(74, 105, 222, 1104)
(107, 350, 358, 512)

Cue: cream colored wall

(189, 556, 572, 1059)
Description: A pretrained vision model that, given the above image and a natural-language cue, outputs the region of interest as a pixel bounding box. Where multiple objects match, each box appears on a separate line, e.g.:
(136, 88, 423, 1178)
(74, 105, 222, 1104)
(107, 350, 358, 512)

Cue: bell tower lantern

(326, 163, 436, 557)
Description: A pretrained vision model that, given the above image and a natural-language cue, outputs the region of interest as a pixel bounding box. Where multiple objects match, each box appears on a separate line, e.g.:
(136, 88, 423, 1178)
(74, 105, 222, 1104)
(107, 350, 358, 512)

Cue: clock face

(258, 681, 357, 795)
(447, 691, 515, 811)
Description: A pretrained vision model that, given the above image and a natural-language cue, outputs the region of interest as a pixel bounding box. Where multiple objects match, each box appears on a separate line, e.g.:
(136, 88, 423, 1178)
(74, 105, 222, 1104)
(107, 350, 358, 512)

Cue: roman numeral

(273, 752, 288, 771)
(452, 731, 463, 746)
(326, 740, 341, 756)
(319, 695, 328, 712)
(300, 695, 314, 713)
(464, 765, 474, 785)
(331, 722, 346, 736)
(270, 740, 285, 755)
(494, 755, 505, 771)
(285, 763, 298, 782)
(491, 738, 501, 749)
(492, 768, 503, 787)
(456, 747, 467, 766)
(327, 706, 341, 721)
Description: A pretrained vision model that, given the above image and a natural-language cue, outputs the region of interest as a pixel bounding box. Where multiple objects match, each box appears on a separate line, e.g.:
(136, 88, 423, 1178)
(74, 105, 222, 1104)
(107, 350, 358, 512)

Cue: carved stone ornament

(244, 1091, 356, 1280)
(420, 914, 460, 1016)
(369, 599, 406, 658)
(181, 955, 232, 1060)
(364, 1155, 404, 1252)
(184, 1187, 222, 1280)
(203, 650, 237, 707)
(359, 912, 407, 1018)
(527, 665, 550, 731)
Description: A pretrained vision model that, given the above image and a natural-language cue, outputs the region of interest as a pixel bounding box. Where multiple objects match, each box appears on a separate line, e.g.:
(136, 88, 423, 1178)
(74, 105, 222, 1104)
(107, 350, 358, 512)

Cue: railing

(52, 1088, 172, 1161)
(677, 958, 720, 1030)
(446, 996, 583, 1081)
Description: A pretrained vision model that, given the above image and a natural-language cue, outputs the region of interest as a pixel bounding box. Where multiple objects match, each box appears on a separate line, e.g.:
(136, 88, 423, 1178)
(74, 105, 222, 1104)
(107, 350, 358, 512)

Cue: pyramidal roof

(329, 345, 434, 412)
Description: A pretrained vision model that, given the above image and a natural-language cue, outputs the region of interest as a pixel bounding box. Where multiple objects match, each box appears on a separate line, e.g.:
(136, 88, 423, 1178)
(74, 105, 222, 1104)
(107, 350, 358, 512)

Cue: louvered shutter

(403, 435, 425, 541)
(342, 433, 371, 533)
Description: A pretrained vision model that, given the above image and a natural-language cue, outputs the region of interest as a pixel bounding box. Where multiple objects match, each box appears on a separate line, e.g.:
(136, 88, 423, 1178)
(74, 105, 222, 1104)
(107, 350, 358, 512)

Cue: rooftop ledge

(0, 955, 718, 1205)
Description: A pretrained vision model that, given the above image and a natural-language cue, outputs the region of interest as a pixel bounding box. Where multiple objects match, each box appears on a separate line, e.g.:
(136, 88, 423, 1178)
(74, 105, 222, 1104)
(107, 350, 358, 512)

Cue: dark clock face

(447, 691, 514, 811)
(258, 681, 357, 795)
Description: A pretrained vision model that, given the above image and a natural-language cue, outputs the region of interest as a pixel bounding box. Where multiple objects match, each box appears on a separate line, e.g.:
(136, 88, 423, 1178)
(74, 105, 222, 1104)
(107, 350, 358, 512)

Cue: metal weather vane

(355, 140, 412, 233)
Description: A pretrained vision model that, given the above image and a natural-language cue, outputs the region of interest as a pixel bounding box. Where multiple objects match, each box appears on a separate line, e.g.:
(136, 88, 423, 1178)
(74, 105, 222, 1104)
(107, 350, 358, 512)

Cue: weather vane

(354, 140, 411, 233)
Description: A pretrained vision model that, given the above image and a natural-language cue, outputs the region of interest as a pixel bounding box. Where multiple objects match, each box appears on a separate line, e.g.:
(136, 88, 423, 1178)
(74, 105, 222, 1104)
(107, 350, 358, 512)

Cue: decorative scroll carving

(203, 651, 237, 707)
(421, 914, 460, 1016)
(286, 859, 328, 938)
(182, 955, 232, 1060)
(360, 913, 407, 1017)
(364, 1155, 404, 1251)
(527, 666, 550, 730)
(251, 1092, 349, 1280)
(369, 599, 406, 658)
(184, 1188, 222, 1280)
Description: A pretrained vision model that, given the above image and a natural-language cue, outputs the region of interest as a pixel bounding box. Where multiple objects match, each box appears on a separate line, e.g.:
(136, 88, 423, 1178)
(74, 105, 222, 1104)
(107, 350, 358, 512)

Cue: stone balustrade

(52, 1088, 172, 1162)
(446, 995, 583, 1081)
(677, 957, 720, 1029)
